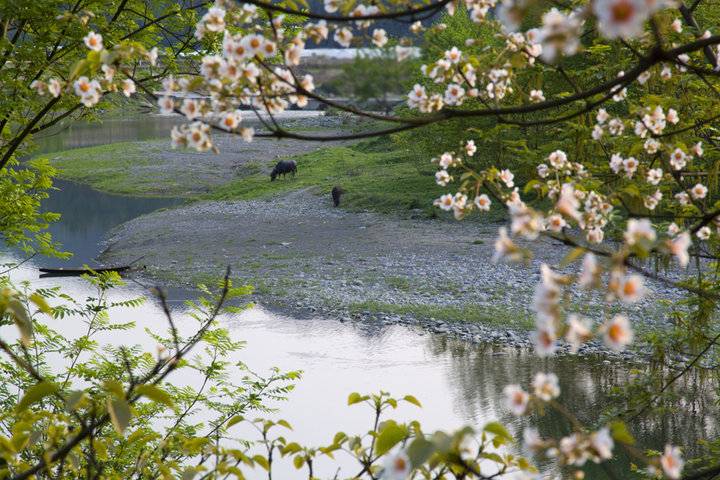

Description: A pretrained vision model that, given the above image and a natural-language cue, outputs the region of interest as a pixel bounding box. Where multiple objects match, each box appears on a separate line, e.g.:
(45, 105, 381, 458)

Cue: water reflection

(429, 336, 719, 477)
(34, 115, 183, 154)
(39, 179, 181, 266)
(2, 256, 716, 478)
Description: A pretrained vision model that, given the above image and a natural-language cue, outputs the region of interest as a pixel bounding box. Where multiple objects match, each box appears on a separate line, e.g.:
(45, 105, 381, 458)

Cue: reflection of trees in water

(426, 335, 719, 478)
(622, 366, 718, 458)
(34, 116, 182, 153)
(40, 180, 179, 264)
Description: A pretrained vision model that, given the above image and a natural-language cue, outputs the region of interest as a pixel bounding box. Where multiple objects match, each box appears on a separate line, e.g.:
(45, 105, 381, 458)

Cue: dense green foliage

(0, 158, 64, 257)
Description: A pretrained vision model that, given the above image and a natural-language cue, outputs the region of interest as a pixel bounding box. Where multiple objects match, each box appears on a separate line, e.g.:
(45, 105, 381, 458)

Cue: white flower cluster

(503, 371, 560, 416)
(30, 31, 142, 108)
(431, 141, 495, 220)
(505, 373, 682, 477)
(466, 0, 497, 22)
(407, 38, 543, 111)
(161, 6, 328, 149)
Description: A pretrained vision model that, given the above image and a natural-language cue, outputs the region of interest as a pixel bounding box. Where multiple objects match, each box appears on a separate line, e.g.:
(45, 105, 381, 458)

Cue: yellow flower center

(608, 323, 623, 342)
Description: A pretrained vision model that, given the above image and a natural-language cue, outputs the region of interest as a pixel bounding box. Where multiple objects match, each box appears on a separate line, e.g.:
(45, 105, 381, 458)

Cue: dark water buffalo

(270, 160, 297, 181)
(331, 186, 344, 207)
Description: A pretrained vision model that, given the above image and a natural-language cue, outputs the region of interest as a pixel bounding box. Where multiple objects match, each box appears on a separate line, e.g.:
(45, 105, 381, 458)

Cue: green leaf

(103, 380, 124, 398)
(375, 421, 408, 456)
(181, 468, 197, 480)
(65, 390, 85, 412)
(16, 381, 58, 412)
(276, 419, 292, 430)
(69, 59, 89, 80)
(320, 445, 338, 458)
(136, 384, 175, 408)
(333, 432, 347, 445)
(107, 398, 131, 434)
(347, 392, 364, 405)
(483, 422, 513, 441)
(226, 415, 244, 428)
(282, 442, 302, 455)
(481, 452, 505, 464)
(523, 179, 540, 194)
(253, 455, 270, 471)
(293, 455, 305, 469)
(403, 395, 422, 407)
(560, 247, 586, 267)
(406, 437, 435, 468)
(609, 420, 635, 445)
(29, 293, 52, 314)
(8, 299, 32, 345)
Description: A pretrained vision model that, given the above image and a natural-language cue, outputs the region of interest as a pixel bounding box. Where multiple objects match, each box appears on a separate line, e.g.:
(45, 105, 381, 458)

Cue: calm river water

(2, 116, 716, 478)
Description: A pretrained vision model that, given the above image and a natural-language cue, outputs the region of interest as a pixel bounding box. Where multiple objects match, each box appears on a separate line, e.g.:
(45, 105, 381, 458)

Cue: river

(1, 115, 716, 478)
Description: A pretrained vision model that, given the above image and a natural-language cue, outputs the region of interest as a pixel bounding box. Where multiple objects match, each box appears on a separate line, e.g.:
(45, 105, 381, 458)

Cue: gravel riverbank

(100, 189, 680, 359)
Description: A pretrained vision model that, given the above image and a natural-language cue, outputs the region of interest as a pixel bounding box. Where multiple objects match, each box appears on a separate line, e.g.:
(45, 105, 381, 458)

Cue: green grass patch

(348, 300, 533, 329)
(209, 139, 507, 219)
(45, 133, 508, 220)
(48, 140, 166, 196)
(386, 276, 411, 291)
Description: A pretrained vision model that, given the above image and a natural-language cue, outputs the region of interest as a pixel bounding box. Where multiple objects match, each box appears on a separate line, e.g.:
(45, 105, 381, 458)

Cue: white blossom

(647, 168, 663, 185)
(382, 451, 411, 480)
(83, 31, 103, 51)
(594, 0, 650, 39)
(503, 384, 529, 415)
(529, 89, 545, 102)
(660, 445, 684, 479)
(602, 314, 633, 350)
(333, 28, 353, 48)
(372, 29, 388, 47)
(697, 226, 712, 240)
(532, 372, 560, 401)
(691, 183, 708, 200)
(474, 194, 492, 211)
(668, 232, 691, 267)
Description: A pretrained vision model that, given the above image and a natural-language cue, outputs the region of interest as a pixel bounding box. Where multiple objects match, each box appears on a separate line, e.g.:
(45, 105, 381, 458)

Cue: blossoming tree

(3, 0, 720, 477)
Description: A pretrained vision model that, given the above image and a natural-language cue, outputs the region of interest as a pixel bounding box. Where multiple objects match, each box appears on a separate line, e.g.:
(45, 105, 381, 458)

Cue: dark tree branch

(241, 0, 451, 21)
(678, 2, 717, 68)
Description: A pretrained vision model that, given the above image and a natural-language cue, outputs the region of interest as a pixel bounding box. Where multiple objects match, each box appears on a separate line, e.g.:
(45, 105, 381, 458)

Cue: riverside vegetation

(2, 0, 720, 479)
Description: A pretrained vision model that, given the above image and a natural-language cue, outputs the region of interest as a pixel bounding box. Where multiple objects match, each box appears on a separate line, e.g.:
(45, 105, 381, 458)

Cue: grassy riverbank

(47, 132, 506, 219)
(47, 119, 679, 345)
(208, 139, 457, 215)
(50, 141, 165, 195)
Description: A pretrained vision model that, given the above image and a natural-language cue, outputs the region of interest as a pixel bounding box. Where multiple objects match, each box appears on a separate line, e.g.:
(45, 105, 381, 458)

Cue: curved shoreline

(100, 189, 676, 361)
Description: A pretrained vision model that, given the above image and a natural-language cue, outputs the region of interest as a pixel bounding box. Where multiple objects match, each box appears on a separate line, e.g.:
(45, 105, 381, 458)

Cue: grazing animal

(331, 186, 344, 207)
(270, 160, 297, 181)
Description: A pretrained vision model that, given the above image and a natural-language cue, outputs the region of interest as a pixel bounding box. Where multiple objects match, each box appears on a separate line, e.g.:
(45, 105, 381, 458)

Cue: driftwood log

(39, 266, 132, 278)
